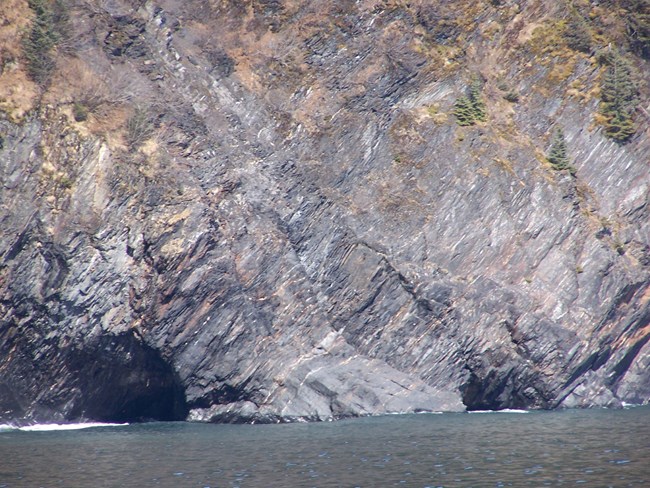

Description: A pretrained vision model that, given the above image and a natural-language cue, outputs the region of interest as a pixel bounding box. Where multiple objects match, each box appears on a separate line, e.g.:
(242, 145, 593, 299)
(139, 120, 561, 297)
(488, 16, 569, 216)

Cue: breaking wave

(0, 422, 128, 432)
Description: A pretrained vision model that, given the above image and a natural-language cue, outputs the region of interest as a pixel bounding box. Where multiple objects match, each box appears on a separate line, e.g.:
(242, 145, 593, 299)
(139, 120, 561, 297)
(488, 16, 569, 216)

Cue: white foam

(621, 402, 643, 408)
(469, 409, 529, 414)
(18, 422, 128, 432)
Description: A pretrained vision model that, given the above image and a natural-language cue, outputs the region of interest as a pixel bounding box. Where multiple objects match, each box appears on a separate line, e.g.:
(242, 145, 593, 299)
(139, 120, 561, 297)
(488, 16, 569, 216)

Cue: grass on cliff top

(0, 0, 39, 121)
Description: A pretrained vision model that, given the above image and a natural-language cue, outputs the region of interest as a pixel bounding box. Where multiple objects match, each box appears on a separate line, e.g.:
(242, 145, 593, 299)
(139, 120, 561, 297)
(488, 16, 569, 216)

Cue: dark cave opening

(67, 332, 188, 423)
(461, 370, 532, 412)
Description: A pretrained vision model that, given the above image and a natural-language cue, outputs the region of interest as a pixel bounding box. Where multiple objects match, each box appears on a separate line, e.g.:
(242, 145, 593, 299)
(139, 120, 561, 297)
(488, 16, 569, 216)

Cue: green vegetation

(547, 127, 573, 172)
(468, 76, 487, 121)
(0, 134, 4, 150)
(598, 51, 638, 142)
(22, 0, 63, 86)
(564, 15, 592, 53)
(453, 96, 476, 126)
(615, 240, 626, 255)
(126, 106, 154, 149)
(503, 90, 519, 103)
(497, 81, 519, 102)
(622, 0, 650, 59)
(453, 76, 487, 126)
(59, 175, 73, 189)
(73, 102, 88, 122)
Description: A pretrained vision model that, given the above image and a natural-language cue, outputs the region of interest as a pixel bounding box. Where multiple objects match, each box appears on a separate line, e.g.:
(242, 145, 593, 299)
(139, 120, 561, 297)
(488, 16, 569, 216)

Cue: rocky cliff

(1, 0, 649, 424)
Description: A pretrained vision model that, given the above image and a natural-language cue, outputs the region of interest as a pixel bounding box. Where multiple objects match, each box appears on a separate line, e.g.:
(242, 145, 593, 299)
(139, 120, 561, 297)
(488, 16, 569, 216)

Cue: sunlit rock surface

(1, 0, 649, 423)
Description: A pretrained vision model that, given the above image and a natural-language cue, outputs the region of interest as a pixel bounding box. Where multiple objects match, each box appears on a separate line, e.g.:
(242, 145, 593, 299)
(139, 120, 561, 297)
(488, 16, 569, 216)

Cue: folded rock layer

(0, 0, 649, 423)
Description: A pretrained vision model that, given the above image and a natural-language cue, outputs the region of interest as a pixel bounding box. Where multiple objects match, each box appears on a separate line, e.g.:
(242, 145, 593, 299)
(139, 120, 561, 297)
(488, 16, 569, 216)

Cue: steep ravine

(1, 0, 649, 424)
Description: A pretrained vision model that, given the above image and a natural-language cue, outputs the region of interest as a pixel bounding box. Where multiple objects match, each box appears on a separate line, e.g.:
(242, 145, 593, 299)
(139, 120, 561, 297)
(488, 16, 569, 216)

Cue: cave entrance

(68, 332, 188, 423)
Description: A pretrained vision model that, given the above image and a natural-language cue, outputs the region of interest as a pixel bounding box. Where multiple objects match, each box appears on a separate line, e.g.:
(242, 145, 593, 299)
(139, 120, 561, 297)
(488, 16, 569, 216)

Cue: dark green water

(1, 407, 649, 487)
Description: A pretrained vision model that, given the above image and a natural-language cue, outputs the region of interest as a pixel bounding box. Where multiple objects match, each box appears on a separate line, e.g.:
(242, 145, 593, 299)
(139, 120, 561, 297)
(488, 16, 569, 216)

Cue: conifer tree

(453, 96, 476, 126)
(605, 113, 636, 142)
(547, 128, 571, 171)
(468, 76, 487, 122)
(453, 76, 487, 126)
(623, 0, 650, 59)
(23, 0, 60, 85)
(599, 53, 638, 142)
(565, 16, 592, 53)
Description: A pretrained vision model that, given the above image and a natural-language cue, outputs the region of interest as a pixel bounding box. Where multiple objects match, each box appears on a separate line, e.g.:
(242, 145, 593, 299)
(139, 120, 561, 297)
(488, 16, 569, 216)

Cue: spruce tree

(468, 76, 487, 122)
(453, 96, 476, 126)
(599, 53, 638, 142)
(23, 0, 60, 85)
(453, 76, 487, 126)
(565, 16, 592, 53)
(623, 0, 650, 59)
(547, 128, 571, 171)
(605, 113, 636, 142)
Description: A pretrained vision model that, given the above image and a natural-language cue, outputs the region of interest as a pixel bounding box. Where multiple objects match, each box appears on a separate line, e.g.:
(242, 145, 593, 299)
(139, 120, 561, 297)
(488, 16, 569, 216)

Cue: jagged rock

(0, 0, 649, 424)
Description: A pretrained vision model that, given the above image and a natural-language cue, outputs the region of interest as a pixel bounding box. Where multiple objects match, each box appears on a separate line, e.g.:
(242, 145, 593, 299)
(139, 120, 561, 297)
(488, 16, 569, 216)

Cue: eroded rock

(1, 0, 649, 424)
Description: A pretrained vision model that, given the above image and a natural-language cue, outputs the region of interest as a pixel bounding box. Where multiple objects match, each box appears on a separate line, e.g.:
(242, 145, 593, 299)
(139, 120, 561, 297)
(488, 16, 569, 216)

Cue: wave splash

(0, 422, 128, 432)
(469, 409, 529, 414)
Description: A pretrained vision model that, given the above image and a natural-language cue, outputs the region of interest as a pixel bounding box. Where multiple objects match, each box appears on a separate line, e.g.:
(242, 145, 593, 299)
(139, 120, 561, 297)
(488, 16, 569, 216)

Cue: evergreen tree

(565, 16, 592, 53)
(605, 113, 636, 141)
(623, 0, 650, 59)
(453, 76, 487, 126)
(468, 76, 487, 122)
(23, 0, 60, 85)
(547, 128, 571, 171)
(453, 96, 476, 126)
(599, 53, 638, 142)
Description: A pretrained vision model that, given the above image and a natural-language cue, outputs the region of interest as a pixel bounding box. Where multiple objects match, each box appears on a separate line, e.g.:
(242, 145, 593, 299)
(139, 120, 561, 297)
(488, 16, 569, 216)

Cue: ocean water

(1, 406, 649, 487)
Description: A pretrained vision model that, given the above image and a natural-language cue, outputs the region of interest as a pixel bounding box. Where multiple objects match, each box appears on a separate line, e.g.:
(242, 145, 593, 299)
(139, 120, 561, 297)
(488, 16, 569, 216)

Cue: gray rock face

(1, 0, 649, 423)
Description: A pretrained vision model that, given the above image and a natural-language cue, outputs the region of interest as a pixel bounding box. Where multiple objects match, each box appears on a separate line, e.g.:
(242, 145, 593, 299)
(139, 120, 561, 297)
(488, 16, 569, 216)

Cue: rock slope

(0, 0, 649, 423)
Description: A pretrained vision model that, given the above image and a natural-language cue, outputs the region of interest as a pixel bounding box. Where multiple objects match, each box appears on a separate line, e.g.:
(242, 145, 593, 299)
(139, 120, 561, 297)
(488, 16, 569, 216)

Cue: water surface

(1, 406, 649, 487)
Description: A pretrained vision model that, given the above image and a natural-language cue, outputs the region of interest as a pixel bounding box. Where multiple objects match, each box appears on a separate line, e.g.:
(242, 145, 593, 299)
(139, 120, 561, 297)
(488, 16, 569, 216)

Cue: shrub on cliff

(503, 90, 519, 103)
(73, 102, 88, 122)
(126, 106, 154, 149)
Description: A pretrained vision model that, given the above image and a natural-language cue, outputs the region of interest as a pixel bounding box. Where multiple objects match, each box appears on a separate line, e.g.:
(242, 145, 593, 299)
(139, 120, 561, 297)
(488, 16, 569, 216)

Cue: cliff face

(1, 0, 649, 423)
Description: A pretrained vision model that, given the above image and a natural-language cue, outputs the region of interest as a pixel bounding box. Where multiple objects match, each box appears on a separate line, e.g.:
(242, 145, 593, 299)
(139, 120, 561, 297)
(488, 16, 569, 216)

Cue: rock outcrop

(1, 0, 649, 423)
